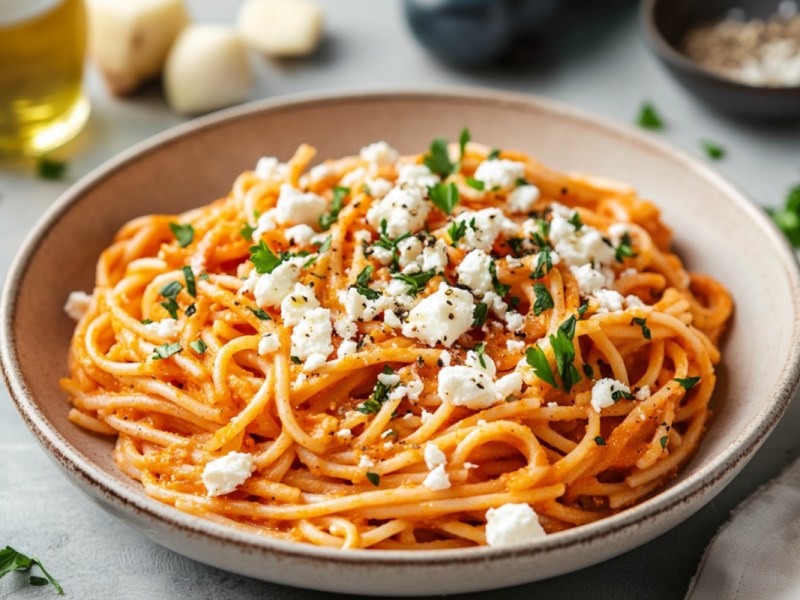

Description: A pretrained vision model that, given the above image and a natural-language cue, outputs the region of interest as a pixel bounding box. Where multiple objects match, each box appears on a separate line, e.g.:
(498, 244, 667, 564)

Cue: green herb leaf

(199, 273, 210, 281)
(615, 232, 637, 263)
(569, 212, 583, 231)
(357, 365, 397, 414)
(392, 269, 437, 295)
(36, 157, 67, 180)
(530, 246, 553, 279)
(459, 127, 471, 161)
(320, 186, 349, 230)
(189, 339, 207, 354)
(447, 220, 467, 245)
(353, 265, 380, 300)
(487, 148, 501, 160)
(182, 266, 196, 297)
(701, 139, 726, 160)
(472, 302, 488, 328)
(637, 101, 665, 130)
(169, 222, 195, 248)
(473, 342, 487, 368)
(532, 282, 554, 316)
(290, 356, 302, 365)
(317, 235, 332, 253)
(611, 389, 634, 401)
(594, 435, 606, 446)
(423, 137, 456, 178)
(549, 315, 580, 392)
(632, 316, 651, 339)
(674, 376, 701, 390)
(184, 303, 196, 317)
(371, 221, 412, 271)
(240, 221, 256, 241)
(249, 307, 271, 321)
(465, 177, 485, 191)
(152, 342, 182, 360)
(249, 240, 283, 274)
(660, 435, 668, 449)
(160, 281, 182, 299)
(366, 472, 381, 486)
(428, 182, 460, 215)
(489, 261, 510, 297)
(0, 546, 63, 594)
(767, 185, 800, 247)
(159, 298, 179, 319)
(525, 345, 556, 387)
(140, 319, 154, 325)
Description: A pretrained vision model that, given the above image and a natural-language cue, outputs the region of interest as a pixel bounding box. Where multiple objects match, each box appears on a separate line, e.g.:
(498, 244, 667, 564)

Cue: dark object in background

(403, 0, 561, 66)
(641, 0, 800, 119)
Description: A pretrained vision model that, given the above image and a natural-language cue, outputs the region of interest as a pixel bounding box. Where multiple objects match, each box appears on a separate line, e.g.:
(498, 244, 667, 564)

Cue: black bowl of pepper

(641, 0, 800, 119)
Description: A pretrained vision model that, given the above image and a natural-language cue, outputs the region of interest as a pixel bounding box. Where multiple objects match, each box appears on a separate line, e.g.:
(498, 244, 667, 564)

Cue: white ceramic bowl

(2, 89, 799, 596)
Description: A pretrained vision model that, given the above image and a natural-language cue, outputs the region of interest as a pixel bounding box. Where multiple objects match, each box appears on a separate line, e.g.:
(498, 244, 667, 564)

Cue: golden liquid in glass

(0, 0, 89, 157)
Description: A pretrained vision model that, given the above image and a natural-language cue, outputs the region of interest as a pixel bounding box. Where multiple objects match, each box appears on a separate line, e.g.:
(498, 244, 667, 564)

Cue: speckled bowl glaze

(2, 89, 799, 596)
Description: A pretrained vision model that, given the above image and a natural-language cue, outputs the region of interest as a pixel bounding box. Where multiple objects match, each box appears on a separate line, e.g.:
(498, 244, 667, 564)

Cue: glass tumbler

(0, 0, 90, 157)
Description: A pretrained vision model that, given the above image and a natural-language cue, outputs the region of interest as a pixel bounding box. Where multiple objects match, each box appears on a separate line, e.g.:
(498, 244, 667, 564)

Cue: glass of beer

(0, 0, 90, 158)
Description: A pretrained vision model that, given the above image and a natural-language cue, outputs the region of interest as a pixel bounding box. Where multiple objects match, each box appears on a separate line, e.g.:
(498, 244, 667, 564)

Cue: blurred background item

(642, 0, 800, 119)
(0, 0, 90, 157)
(237, 0, 324, 58)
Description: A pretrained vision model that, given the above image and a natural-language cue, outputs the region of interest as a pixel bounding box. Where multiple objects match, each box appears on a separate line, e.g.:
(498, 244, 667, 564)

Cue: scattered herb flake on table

(636, 101, 665, 130)
(0, 546, 63, 594)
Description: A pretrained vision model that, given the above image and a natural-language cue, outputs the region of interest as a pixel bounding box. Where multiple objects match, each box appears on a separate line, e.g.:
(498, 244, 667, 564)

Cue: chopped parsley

(459, 127, 470, 161)
(153, 342, 182, 360)
(316, 235, 332, 253)
(372, 220, 411, 271)
(636, 101, 665, 130)
(525, 345, 556, 388)
(472, 302, 488, 328)
(447, 219, 467, 245)
(354, 265, 380, 300)
(36, 157, 67, 180)
(182, 266, 196, 297)
(366, 472, 381, 486)
(320, 186, 349, 230)
(660, 435, 668, 449)
(0, 546, 63, 594)
(615, 232, 636, 262)
(240, 221, 256, 241)
(140, 319, 154, 325)
(526, 315, 581, 392)
(392, 269, 437, 295)
(189, 339, 207, 354)
(489, 261, 510, 297)
(423, 137, 456, 178)
(767, 184, 800, 247)
(632, 316, 651, 339)
(249, 307, 271, 320)
(428, 182, 460, 215)
(290, 356, 302, 365)
(611, 389, 634, 401)
(505, 237, 525, 257)
(530, 246, 553, 279)
(357, 365, 397, 414)
(675, 376, 701, 390)
(487, 148, 501, 160)
(701, 139, 726, 161)
(185, 303, 196, 317)
(473, 342, 488, 368)
(569, 212, 583, 231)
(594, 435, 606, 446)
(532, 282, 554, 316)
(169, 222, 194, 248)
(249, 240, 283, 274)
(159, 281, 183, 319)
(466, 177, 485, 191)
(199, 273, 210, 281)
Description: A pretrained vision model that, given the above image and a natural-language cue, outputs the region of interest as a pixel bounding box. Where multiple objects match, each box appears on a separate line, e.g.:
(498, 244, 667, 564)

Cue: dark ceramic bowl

(641, 0, 800, 119)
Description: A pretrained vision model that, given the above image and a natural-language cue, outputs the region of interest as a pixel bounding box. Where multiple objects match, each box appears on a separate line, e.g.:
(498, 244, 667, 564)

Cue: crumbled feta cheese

(439, 350, 452, 367)
(457, 249, 494, 295)
(504, 311, 525, 332)
(397, 163, 440, 191)
(358, 455, 375, 469)
(477, 419, 488, 427)
(366, 187, 431, 238)
(465, 349, 497, 377)
(495, 372, 523, 399)
(253, 258, 303, 307)
(397, 237, 423, 269)
(64, 290, 92, 321)
(337, 339, 358, 358)
(281, 283, 320, 326)
(252, 208, 279, 241)
(454, 208, 518, 252)
(308, 163, 334, 183)
(548, 207, 615, 268)
(335, 428, 352, 440)
(397, 235, 449, 275)
(364, 177, 393, 198)
(405, 377, 424, 401)
(202, 452, 256, 497)
(290, 307, 333, 361)
(423, 443, 447, 470)
(547, 401, 559, 408)
(275, 184, 327, 226)
(303, 353, 327, 372)
(254, 156, 288, 181)
(285, 224, 316, 246)
(378, 372, 401, 387)
(483, 291, 508, 318)
(341, 167, 366, 187)
(591, 378, 631, 412)
(371, 246, 394, 265)
(420, 409, 434, 423)
(506, 339, 525, 352)
(384, 309, 402, 328)
(635, 385, 651, 401)
(438, 365, 498, 410)
(295, 373, 307, 387)
(422, 464, 451, 491)
(592, 289, 626, 313)
(485, 503, 546, 546)
(570, 264, 613, 296)
(401, 284, 474, 347)
(360, 141, 398, 168)
(464, 462, 479, 470)
(626, 294, 646, 309)
(507, 184, 540, 214)
(384, 278, 410, 297)
(258, 333, 280, 355)
(474, 159, 525, 191)
(144, 318, 181, 339)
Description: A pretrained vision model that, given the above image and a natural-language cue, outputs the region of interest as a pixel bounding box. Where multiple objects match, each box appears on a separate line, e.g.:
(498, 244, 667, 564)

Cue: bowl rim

(3, 86, 800, 567)
(639, 0, 800, 94)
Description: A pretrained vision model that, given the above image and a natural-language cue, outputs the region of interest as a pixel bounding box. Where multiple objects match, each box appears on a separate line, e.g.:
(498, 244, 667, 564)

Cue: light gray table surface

(2, 1, 800, 598)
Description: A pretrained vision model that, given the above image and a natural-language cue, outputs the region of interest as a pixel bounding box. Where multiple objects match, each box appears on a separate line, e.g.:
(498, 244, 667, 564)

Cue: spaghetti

(62, 132, 732, 549)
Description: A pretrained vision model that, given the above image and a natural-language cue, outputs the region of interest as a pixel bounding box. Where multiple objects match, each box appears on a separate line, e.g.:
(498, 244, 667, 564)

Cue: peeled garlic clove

(164, 25, 253, 115)
(87, 0, 189, 96)
(237, 0, 323, 57)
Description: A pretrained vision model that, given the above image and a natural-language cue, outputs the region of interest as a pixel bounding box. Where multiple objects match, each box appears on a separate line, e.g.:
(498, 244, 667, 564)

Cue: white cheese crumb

(366, 186, 431, 238)
(547, 205, 615, 268)
(592, 289, 626, 314)
(454, 208, 518, 252)
(401, 283, 474, 347)
(334, 315, 358, 340)
(341, 167, 366, 188)
(457, 249, 494, 295)
(290, 307, 333, 361)
(378, 372, 401, 387)
(483, 291, 508, 318)
(364, 177, 393, 198)
(64, 291, 92, 321)
(474, 159, 525, 191)
(495, 372, 523, 400)
(590, 378, 631, 412)
(383, 309, 402, 329)
(464, 462, 479, 470)
(422, 464, 451, 491)
(438, 365, 498, 410)
(303, 353, 327, 372)
(465, 349, 497, 377)
(439, 350, 452, 367)
(254, 156, 288, 181)
(358, 455, 375, 469)
(275, 183, 327, 226)
(335, 428, 352, 440)
(253, 258, 304, 308)
(337, 339, 358, 358)
(506, 339, 525, 352)
(485, 503, 546, 546)
(144, 318, 181, 339)
(423, 443, 447, 470)
(420, 409, 434, 423)
(570, 264, 613, 296)
(360, 141, 399, 168)
(308, 163, 334, 183)
(397, 163, 440, 191)
(504, 311, 525, 332)
(252, 208, 279, 241)
(405, 377, 424, 401)
(202, 452, 256, 497)
(280, 282, 320, 326)
(507, 184, 541, 213)
(285, 224, 316, 246)
(635, 385, 651, 401)
(258, 333, 280, 355)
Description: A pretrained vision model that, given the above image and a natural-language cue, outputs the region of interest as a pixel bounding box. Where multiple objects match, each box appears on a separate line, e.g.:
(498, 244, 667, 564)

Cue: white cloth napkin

(685, 457, 800, 599)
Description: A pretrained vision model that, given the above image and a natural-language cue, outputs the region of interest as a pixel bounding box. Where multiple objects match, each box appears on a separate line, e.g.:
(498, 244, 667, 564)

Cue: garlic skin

(87, 0, 190, 95)
(163, 25, 253, 115)
(237, 0, 324, 57)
